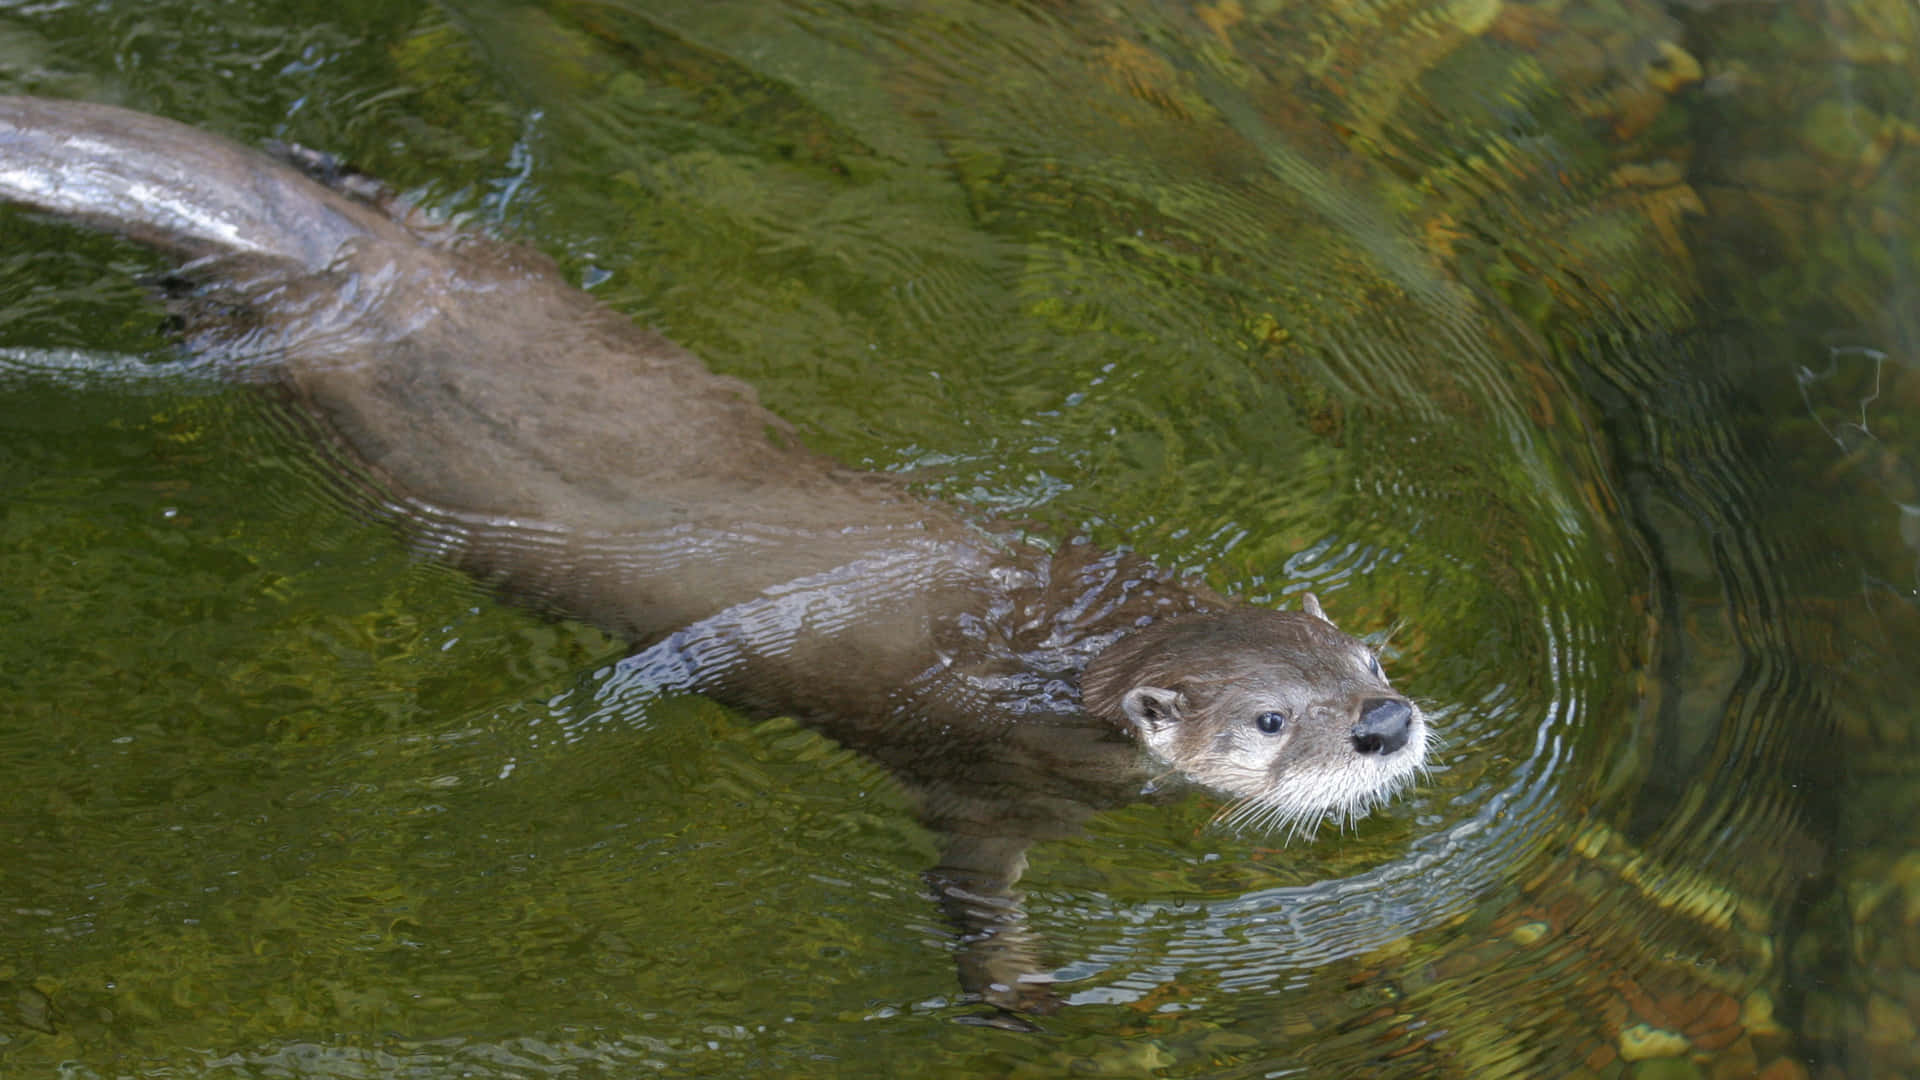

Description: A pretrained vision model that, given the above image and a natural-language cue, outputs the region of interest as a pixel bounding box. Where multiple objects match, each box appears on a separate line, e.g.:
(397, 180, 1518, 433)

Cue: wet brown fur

(0, 95, 1428, 1023)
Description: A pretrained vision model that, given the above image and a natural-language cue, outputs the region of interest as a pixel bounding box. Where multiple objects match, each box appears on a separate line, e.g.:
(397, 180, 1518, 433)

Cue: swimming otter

(0, 96, 1428, 1021)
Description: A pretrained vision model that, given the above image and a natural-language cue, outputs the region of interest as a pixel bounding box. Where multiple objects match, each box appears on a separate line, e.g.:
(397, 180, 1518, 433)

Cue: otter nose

(1352, 697, 1412, 755)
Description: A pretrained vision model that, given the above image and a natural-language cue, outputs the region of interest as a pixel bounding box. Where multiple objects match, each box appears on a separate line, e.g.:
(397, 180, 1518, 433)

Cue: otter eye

(1367, 652, 1385, 680)
(1255, 711, 1287, 735)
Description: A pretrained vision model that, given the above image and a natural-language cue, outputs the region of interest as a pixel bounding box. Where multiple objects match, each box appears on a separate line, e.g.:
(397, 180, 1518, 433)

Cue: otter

(0, 96, 1428, 1023)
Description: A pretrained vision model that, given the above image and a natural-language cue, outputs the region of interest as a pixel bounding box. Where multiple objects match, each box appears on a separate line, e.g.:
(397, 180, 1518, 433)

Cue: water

(1, 0, 1915, 1076)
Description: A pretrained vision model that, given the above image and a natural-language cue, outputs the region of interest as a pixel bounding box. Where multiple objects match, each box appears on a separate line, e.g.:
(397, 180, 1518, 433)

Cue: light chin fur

(1209, 713, 1431, 841)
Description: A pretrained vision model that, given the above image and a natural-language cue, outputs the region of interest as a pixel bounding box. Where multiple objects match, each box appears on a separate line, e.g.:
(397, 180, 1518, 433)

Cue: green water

(2, 0, 1916, 1076)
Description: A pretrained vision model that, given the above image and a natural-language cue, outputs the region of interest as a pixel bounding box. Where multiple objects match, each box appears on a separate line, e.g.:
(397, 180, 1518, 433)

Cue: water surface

(2, 0, 1916, 1076)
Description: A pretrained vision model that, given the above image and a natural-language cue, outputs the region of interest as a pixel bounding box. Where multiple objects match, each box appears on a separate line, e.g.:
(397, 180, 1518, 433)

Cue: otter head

(1080, 594, 1428, 837)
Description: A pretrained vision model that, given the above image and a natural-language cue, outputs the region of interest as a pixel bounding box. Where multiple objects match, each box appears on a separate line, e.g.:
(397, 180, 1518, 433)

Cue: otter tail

(0, 96, 389, 272)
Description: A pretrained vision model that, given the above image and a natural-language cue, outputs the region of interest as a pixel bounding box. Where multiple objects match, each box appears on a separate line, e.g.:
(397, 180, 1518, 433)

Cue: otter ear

(1120, 685, 1185, 736)
(1301, 592, 1335, 628)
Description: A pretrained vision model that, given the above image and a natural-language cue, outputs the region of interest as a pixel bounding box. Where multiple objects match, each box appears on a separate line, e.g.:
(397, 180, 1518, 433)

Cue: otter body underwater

(0, 96, 1428, 1021)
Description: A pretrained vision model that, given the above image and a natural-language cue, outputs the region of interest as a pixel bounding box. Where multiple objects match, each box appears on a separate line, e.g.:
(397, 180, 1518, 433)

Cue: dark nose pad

(1352, 697, 1412, 755)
